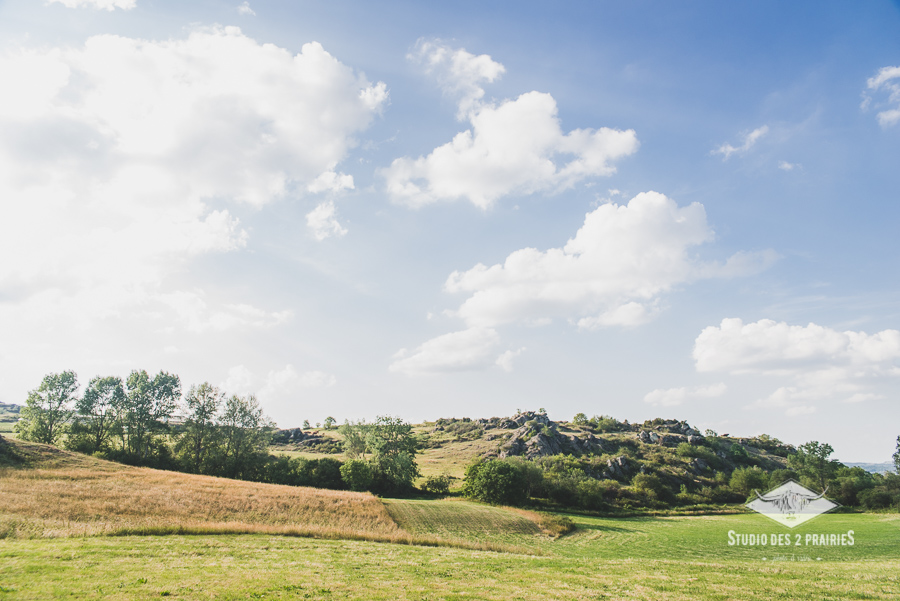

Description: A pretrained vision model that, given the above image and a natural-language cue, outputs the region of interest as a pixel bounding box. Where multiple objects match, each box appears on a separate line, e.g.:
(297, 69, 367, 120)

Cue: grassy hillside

(0, 437, 547, 553)
(0, 438, 403, 541)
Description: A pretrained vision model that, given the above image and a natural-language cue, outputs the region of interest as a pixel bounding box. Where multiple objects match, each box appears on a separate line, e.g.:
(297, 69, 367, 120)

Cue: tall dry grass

(0, 439, 401, 541)
(0, 439, 534, 553)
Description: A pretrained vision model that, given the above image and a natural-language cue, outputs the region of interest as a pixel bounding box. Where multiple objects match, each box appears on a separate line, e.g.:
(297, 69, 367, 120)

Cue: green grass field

(2, 509, 897, 599)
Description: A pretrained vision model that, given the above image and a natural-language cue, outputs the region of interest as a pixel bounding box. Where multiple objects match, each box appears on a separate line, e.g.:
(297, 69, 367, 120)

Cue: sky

(1, 0, 899, 461)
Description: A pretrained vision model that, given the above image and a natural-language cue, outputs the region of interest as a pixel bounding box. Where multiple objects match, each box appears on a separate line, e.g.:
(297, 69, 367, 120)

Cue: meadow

(2, 438, 899, 599)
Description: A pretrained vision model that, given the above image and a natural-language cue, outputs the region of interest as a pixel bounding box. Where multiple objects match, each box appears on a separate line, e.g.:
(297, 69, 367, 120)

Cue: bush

(340, 459, 373, 492)
(422, 473, 452, 495)
(729, 466, 768, 497)
(463, 459, 529, 506)
(859, 488, 895, 510)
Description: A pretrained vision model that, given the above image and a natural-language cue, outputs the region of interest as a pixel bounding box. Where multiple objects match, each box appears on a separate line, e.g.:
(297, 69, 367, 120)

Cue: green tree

(788, 441, 839, 491)
(366, 415, 420, 494)
(67, 375, 125, 454)
(176, 382, 225, 473)
(340, 459, 374, 491)
(463, 459, 528, 505)
(121, 370, 181, 459)
(893, 436, 900, 475)
(572, 412, 588, 426)
(323, 416, 336, 430)
(729, 466, 769, 497)
(339, 419, 371, 459)
(16, 371, 78, 445)
(219, 394, 273, 480)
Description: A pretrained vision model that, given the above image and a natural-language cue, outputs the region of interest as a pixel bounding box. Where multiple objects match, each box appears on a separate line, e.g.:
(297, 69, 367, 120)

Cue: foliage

(121, 370, 181, 461)
(366, 415, 421, 494)
(463, 459, 529, 506)
(422, 473, 452, 495)
(894, 435, 900, 475)
(66, 376, 125, 455)
(340, 459, 374, 492)
(218, 394, 273, 480)
(323, 416, 336, 430)
(339, 420, 371, 459)
(175, 382, 225, 474)
(729, 466, 768, 496)
(15, 371, 77, 445)
(788, 441, 840, 491)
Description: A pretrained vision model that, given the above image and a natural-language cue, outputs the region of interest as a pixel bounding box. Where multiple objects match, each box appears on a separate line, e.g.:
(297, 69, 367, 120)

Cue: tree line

(14, 370, 421, 495)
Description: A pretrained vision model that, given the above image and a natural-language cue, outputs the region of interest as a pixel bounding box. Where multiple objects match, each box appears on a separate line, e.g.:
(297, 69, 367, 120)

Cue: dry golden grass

(0, 439, 535, 553)
(0, 439, 400, 541)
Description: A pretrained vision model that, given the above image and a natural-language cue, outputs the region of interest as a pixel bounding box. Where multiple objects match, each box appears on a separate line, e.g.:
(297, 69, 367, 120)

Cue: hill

(0, 436, 401, 541)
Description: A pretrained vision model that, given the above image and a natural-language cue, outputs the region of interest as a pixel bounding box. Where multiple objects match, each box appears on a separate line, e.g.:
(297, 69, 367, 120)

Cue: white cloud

(864, 66, 900, 127)
(495, 347, 526, 372)
(713, 125, 769, 159)
(224, 364, 337, 403)
(0, 27, 386, 343)
(384, 42, 638, 209)
(306, 200, 349, 240)
(778, 161, 800, 171)
(694, 318, 900, 374)
(158, 291, 292, 333)
(444, 192, 774, 329)
(237, 2, 256, 16)
(694, 318, 900, 414)
(48, 0, 136, 10)
(389, 328, 500, 376)
(644, 382, 727, 407)
(408, 39, 505, 120)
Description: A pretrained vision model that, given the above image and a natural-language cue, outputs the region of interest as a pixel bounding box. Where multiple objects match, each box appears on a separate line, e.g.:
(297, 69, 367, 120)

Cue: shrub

(463, 459, 529, 506)
(859, 488, 895, 509)
(729, 466, 768, 497)
(422, 473, 452, 495)
(340, 459, 373, 492)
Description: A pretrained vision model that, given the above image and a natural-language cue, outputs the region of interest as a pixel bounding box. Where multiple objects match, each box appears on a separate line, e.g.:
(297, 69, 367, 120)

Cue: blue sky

(1, 0, 899, 461)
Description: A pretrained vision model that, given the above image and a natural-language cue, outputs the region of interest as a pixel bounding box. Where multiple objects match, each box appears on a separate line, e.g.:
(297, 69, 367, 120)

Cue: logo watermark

(745, 479, 838, 528)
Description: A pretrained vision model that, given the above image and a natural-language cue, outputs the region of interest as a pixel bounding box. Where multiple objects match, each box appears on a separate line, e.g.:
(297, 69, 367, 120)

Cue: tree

(340, 459, 373, 491)
(366, 415, 420, 494)
(893, 436, 900, 475)
(463, 459, 528, 505)
(121, 370, 181, 460)
(323, 416, 336, 430)
(730, 466, 769, 497)
(339, 419, 370, 459)
(219, 394, 273, 480)
(176, 382, 224, 473)
(788, 441, 839, 491)
(16, 371, 77, 445)
(572, 413, 588, 426)
(68, 376, 125, 454)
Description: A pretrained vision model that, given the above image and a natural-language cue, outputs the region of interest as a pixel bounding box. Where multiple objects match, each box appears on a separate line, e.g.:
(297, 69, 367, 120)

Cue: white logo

(746, 480, 838, 528)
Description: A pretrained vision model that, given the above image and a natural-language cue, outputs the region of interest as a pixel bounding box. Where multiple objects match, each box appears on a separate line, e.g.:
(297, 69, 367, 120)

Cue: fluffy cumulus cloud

(0, 27, 386, 333)
(389, 328, 500, 376)
(49, 0, 136, 10)
(223, 364, 336, 402)
(391, 192, 774, 376)
(644, 383, 727, 407)
(445, 192, 775, 329)
(306, 200, 349, 240)
(863, 66, 900, 127)
(384, 41, 638, 209)
(712, 125, 768, 159)
(694, 318, 900, 412)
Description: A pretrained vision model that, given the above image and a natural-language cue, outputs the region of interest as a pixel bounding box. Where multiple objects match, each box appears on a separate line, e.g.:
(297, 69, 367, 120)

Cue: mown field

(1, 437, 899, 600)
(1, 512, 898, 600)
